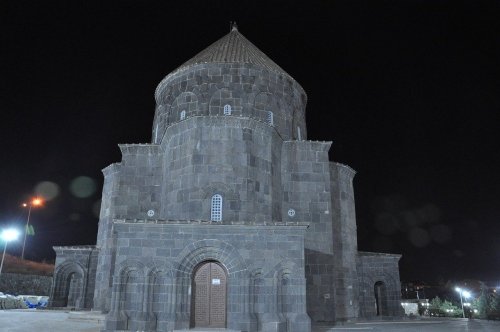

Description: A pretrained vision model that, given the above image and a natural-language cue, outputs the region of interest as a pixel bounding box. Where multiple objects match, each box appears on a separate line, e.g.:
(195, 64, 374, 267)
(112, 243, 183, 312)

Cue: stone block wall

(115, 144, 163, 220)
(160, 117, 283, 223)
(330, 163, 360, 321)
(152, 63, 307, 143)
(103, 220, 310, 332)
(357, 252, 403, 318)
(280, 141, 336, 322)
(50, 246, 97, 309)
(94, 164, 120, 312)
(281, 141, 332, 253)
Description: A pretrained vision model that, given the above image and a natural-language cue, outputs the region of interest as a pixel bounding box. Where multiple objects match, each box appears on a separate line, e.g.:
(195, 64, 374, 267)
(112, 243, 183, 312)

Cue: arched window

(223, 104, 232, 115)
(180, 110, 186, 120)
(211, 194, 223, 222)
(267, 111, 274, 126)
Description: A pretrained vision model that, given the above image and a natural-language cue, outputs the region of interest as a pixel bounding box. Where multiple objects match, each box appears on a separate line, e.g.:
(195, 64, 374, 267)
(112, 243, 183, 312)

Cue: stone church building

(49, 25, 403, 331)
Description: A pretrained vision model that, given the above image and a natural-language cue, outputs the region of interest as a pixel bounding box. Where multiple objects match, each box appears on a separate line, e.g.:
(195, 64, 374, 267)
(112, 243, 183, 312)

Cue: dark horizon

(1, 0, 499, 285)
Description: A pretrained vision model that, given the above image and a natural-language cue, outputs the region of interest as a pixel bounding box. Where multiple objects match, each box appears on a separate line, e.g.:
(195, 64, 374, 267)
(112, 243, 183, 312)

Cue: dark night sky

(1, 0, 499, 284)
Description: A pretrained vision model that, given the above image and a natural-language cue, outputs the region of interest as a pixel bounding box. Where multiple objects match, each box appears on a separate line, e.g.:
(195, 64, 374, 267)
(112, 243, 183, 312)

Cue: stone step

(173, 329, 240, 332)
(68, 310, 106, 323)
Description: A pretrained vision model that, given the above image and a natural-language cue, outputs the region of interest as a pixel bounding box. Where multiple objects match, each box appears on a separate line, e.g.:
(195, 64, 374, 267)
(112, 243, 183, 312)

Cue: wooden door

(193, 262, 227, 327)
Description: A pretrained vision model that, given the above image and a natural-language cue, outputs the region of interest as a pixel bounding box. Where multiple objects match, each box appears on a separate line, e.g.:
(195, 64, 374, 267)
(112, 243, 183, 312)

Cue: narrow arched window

(180, 110, 186, 120)
(223, 104, 232, 115)
(267, 111, 274, 126)
(211, 194, 223, 222)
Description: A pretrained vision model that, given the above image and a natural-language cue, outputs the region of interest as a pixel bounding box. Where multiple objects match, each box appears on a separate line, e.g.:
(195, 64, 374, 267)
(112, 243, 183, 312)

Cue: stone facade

(50, 25, 403, 331)
(49, 245, 98, 309)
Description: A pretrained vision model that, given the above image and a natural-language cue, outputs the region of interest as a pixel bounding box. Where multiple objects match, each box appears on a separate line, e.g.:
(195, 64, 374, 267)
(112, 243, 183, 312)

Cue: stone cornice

(118, 144, 160, 156)
(53, 245, 96, 251)
(335, 162, 357, 179)
(113, 218, 309, 229)
(282, 140, 332, 152)
(358, 251, 402, 259)
(102, 163, 121, 176)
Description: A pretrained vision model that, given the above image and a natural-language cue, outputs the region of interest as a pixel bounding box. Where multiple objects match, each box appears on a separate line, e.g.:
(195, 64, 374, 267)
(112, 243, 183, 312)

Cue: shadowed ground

(1, 310, 500, 332)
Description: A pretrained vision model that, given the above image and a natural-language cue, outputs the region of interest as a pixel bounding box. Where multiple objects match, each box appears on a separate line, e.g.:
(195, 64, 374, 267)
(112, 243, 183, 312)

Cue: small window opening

(223, 104, 232, 115)
(180, 110, 186, 120)
(211, 194, 223, 222)
(267, 111, 274, 126)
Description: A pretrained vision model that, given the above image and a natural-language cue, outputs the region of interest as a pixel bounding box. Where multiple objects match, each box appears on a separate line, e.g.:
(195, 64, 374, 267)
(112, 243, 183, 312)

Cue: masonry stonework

(50, 25, 403, 331)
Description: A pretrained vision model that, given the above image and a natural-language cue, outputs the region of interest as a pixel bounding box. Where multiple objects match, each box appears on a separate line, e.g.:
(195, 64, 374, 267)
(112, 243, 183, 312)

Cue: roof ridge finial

(230, 21, 238, 32)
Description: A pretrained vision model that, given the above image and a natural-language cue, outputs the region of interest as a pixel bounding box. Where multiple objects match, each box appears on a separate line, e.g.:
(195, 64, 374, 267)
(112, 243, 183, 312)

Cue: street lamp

(0, 228, 20, 276)
(21, 197, 43, 260)
(455, 287, 471, 318)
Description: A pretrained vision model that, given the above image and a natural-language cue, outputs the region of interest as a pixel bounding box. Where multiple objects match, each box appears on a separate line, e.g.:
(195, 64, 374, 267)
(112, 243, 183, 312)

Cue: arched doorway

(66, 272, 83, 307)
(191, 261, 227, 328)
(374, 281, 387, 316)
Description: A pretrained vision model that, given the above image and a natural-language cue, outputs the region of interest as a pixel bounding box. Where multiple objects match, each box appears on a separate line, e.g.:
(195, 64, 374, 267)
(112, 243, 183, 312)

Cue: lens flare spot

(375, 213, 398, 235)
(34, 181, 60, 201)
(409, 228, 430, 247)
(430, 224, 452, 244)
(70, 176, 97, 198)
(69, 213, 81, 221)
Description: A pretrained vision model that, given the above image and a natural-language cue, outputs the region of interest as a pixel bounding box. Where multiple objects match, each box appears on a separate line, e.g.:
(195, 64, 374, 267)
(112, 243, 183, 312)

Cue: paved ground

(1, 310, 500, 332)
(314, 318, 500, 332)
(0, 309, 103, 332)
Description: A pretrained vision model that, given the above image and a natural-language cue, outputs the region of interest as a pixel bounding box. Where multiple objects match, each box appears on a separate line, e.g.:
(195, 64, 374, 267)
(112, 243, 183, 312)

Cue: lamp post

(21, 197, 43, 260)
(455, 287, 471, 318)
(0, 228, 20, 276)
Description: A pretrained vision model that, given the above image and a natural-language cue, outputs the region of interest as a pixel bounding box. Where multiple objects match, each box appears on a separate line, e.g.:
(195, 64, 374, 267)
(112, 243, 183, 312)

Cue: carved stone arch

(209, 88, 242, 116)
(360, 271, 398, 318)
(113, 260, 148, 330)
(291, 98, 306, 140)
(159, 85, 174, 106)
(50, 260, 87, 308)
(113, 259, 146, 310)
(116, 259, 146, 278)
(251, 268, 264, 279)
(201, 182, 240, 222)
(175, 239, 248, 277)
(154, 104, 170, 144)
(169, 92, 199, 123)
(143, 259, 176, 332)
(172, 240, 252, 329)
(145, 259, 175, 279)
(273, 261, 305, 326)
(253, 92, 272, 122)
(201, 182, 239, 200)
(272, 260, 301, 278)
(251, 268, 265, 315)
(253, 91, 288, 137)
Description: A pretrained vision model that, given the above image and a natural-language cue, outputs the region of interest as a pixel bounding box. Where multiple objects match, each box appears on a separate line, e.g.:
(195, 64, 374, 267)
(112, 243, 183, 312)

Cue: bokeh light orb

(34, 181, 60, 201)
(70, 176, 97, 198)
(409, 227, 430, 247)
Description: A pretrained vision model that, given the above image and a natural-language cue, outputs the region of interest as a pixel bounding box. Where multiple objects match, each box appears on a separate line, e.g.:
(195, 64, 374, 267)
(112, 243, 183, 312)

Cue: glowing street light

(21, 197, 43, 260)
(0, 228, 20, 276)
(455, 287, 471, 318)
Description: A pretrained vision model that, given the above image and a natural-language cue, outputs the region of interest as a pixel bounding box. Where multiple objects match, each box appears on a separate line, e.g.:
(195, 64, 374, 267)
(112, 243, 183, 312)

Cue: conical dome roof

(155, 25, 298, 100)
(178, 24, 289, 76)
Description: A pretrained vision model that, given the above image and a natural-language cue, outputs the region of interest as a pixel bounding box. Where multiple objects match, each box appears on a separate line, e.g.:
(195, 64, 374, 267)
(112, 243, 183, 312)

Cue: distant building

(49, 25, 403, 331)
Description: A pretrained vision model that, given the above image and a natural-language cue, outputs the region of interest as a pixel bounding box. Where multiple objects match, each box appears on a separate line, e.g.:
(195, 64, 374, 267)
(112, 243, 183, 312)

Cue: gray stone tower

(49, 25, 403, 331)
